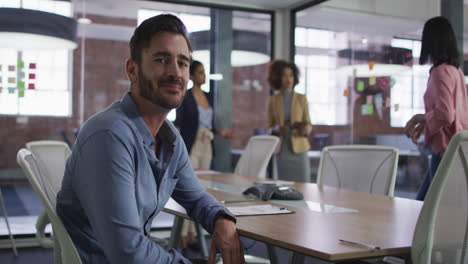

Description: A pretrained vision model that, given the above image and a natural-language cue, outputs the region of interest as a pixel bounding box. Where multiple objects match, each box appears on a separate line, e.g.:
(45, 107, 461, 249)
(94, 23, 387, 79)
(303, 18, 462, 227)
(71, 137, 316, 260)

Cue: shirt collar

(120, 92, 177, 148)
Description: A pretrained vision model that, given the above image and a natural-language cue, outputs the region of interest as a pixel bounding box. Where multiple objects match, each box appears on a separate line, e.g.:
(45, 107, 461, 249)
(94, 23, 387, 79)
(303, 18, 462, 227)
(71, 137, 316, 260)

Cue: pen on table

(221, 199, 255, 204)
(339, 239, 381, 250)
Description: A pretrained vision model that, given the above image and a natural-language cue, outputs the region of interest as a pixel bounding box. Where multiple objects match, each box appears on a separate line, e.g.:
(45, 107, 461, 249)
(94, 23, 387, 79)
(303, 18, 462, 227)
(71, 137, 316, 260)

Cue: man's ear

(126, 59, 138, 85)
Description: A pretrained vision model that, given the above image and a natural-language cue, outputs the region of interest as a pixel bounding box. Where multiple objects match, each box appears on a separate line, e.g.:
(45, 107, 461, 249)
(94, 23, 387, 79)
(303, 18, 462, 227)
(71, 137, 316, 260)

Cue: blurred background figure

(267, 60, 312, 182)
(404, 16, 468, 201)
(174, 60, 232, 250)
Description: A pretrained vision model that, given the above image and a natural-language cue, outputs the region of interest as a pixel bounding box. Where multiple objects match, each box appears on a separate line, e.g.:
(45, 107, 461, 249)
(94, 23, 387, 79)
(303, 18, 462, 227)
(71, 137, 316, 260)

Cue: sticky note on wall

(357, 81, 364, 92)
(367, 104, 374, 114)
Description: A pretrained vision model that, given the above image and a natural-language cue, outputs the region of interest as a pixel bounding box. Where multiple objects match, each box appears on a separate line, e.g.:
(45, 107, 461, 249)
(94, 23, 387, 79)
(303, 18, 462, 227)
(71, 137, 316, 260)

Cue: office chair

(17, 148, 81, 264)
(411, 130, 468, 264)
(25, 140, 71, 249)
(234, 135, 280, 179)
(317, 145, 399, 196)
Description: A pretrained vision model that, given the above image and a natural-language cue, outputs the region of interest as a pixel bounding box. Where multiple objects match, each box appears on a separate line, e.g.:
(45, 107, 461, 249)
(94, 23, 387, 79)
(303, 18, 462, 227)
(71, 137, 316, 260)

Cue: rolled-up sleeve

(73, 130, 189, 264)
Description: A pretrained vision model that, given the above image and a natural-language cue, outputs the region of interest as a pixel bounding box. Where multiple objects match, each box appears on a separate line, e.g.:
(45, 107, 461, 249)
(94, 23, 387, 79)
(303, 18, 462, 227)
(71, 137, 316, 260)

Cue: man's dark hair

(267, 59, 300, 91)
(190, 60, 203, 76)
(420, 16, 460, 67)
(129, 14, 192, 65)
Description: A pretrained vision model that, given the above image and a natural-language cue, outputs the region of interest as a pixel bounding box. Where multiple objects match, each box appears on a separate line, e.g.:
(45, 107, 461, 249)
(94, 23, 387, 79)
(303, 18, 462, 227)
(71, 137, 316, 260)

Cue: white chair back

(25, 140, 71, 208)
(317, 145, 399, 196)
(17, 148, 81, 264)
(234, 135, 280, 179)
(412, 131, 468, 264)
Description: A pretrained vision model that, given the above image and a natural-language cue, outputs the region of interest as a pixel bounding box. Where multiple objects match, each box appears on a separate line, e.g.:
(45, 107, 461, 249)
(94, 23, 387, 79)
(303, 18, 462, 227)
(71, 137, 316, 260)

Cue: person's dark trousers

(416, 150, 442, 201)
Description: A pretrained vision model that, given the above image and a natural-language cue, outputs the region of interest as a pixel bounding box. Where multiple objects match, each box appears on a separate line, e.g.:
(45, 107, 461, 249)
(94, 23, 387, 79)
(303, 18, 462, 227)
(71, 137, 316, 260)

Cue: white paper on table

(254, 180, 295, 185)
(226, 204, 294, 216)
(194, 170, 219, 175)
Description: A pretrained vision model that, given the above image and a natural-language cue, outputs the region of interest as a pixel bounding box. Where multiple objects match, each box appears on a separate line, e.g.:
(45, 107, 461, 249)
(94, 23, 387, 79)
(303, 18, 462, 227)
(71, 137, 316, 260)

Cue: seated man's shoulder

(78, 103, 137, 145)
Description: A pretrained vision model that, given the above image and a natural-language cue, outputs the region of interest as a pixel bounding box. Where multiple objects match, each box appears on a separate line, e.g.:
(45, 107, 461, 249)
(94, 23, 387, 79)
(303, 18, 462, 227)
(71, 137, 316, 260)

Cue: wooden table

(164, 172, 423, 262)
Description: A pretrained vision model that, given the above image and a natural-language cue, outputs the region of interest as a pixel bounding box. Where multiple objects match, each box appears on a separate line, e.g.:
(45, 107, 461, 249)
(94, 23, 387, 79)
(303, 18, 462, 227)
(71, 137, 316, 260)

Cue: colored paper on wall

(28, 83, 35, 90)
(343, 89, 348, 97)
(394, 103, 399, 112)
(357, 81, 364, 92)
(353, 68, 357, 77)
(366, 95, 372, 105)
(8, 65, 15, 71)
(8, 87, 15, 94)
(19, 71, 25, 79)
(0, 76, 2, 83)
(29, 63, 36, 69)
(369, 76, 376, 85)
(29, 73, 36, 79)
(367, 104, 374, 114)
(18, 88, 24, 98)
(18, 61, 24, 69)
(8, 77, 15, 83)
(18, 81, 25, 89)
(361, 104, 368, 115)
(374, 93, 383, 108)
(368, 61, 375, 70)
(0, 87, 2, 93)
(385, 97, 391, 108)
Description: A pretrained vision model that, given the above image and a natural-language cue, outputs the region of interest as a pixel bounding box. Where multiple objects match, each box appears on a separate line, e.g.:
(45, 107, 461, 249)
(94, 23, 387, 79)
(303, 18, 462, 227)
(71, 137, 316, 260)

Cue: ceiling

(81, 0, 468, 49)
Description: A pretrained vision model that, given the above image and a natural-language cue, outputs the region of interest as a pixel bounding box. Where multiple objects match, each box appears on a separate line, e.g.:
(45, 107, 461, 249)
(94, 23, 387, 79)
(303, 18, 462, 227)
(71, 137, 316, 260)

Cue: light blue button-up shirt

(57, 93, 234, 263)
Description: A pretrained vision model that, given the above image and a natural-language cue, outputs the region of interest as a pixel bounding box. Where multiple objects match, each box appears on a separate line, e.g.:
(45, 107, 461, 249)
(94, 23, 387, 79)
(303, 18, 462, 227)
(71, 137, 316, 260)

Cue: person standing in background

(174, 60, 232, 250)
(175, 60, 232, 170)
(404, 16, 468, 201)
(267, 60, 312, 182)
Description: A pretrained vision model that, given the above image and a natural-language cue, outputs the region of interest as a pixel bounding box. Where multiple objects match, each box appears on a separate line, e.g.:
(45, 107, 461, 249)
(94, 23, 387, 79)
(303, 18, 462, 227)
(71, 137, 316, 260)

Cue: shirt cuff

(214, 209, 237, 224)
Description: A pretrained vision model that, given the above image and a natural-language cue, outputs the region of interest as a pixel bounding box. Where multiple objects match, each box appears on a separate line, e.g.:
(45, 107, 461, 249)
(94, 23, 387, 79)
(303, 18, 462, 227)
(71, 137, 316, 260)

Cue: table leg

(194, 223, 209, 258)
(290, 252, 305, 264)
(0, 187, 18, 256)
(267, 244, 278, 264)
(167, 215, 183, 250)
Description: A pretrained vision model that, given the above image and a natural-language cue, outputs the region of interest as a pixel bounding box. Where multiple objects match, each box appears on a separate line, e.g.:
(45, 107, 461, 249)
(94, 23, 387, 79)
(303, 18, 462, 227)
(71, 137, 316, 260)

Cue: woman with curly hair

(267, 60, 312, 182)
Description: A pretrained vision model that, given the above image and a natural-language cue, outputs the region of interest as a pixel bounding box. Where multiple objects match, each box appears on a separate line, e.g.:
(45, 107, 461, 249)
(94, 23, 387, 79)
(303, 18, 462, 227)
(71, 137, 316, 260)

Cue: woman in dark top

(174, 60, 232, 249)
(174, 60, 231, 169)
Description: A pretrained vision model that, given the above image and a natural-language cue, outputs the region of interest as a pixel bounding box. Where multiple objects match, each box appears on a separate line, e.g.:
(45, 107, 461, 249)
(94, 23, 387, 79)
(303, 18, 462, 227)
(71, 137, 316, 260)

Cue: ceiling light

(337, 46, 412, 77)
(190, 30, 270, 67)
(0, 8, 78, 50)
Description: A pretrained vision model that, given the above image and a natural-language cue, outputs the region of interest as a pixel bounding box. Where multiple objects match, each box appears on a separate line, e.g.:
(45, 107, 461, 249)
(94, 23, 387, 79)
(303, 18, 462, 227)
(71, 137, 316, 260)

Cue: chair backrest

(412, 131, 468, 264)
(17, 148, 82, 264)
(317, 145, 399, 196)
(234, 135, 280, 179)
(25, 140, 71, 208)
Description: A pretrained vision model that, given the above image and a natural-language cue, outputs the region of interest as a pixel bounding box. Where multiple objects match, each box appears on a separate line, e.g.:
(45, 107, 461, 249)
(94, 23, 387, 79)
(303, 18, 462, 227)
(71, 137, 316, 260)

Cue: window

(295, 27, 348, 125)
(0, 0, 73, 116)
(390, 38, 429, 127)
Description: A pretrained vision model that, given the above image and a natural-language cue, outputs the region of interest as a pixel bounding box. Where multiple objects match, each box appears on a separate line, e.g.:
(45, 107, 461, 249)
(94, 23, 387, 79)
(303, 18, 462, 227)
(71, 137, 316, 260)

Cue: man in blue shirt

(56, 14, 244, 264)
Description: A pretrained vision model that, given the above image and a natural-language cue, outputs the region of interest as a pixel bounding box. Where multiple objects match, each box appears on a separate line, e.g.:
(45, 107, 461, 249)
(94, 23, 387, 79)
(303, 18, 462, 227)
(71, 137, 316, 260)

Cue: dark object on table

(242, 184, 303, 201)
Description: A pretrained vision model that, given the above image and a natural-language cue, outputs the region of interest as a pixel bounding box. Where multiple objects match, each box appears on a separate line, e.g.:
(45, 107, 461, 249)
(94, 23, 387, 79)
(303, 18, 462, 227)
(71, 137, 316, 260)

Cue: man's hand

(404, 114, 426, 144)
(208, 218, 244, 264)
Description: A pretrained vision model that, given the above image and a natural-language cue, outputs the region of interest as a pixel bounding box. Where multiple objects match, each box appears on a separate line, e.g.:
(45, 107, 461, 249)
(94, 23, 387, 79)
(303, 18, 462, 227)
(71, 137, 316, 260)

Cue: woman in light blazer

(267, 60, 312, 182)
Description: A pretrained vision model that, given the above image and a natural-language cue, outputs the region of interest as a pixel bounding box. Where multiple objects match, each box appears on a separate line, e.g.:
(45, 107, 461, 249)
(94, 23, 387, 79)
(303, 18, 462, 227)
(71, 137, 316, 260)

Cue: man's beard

(138, 70, 185, 110)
